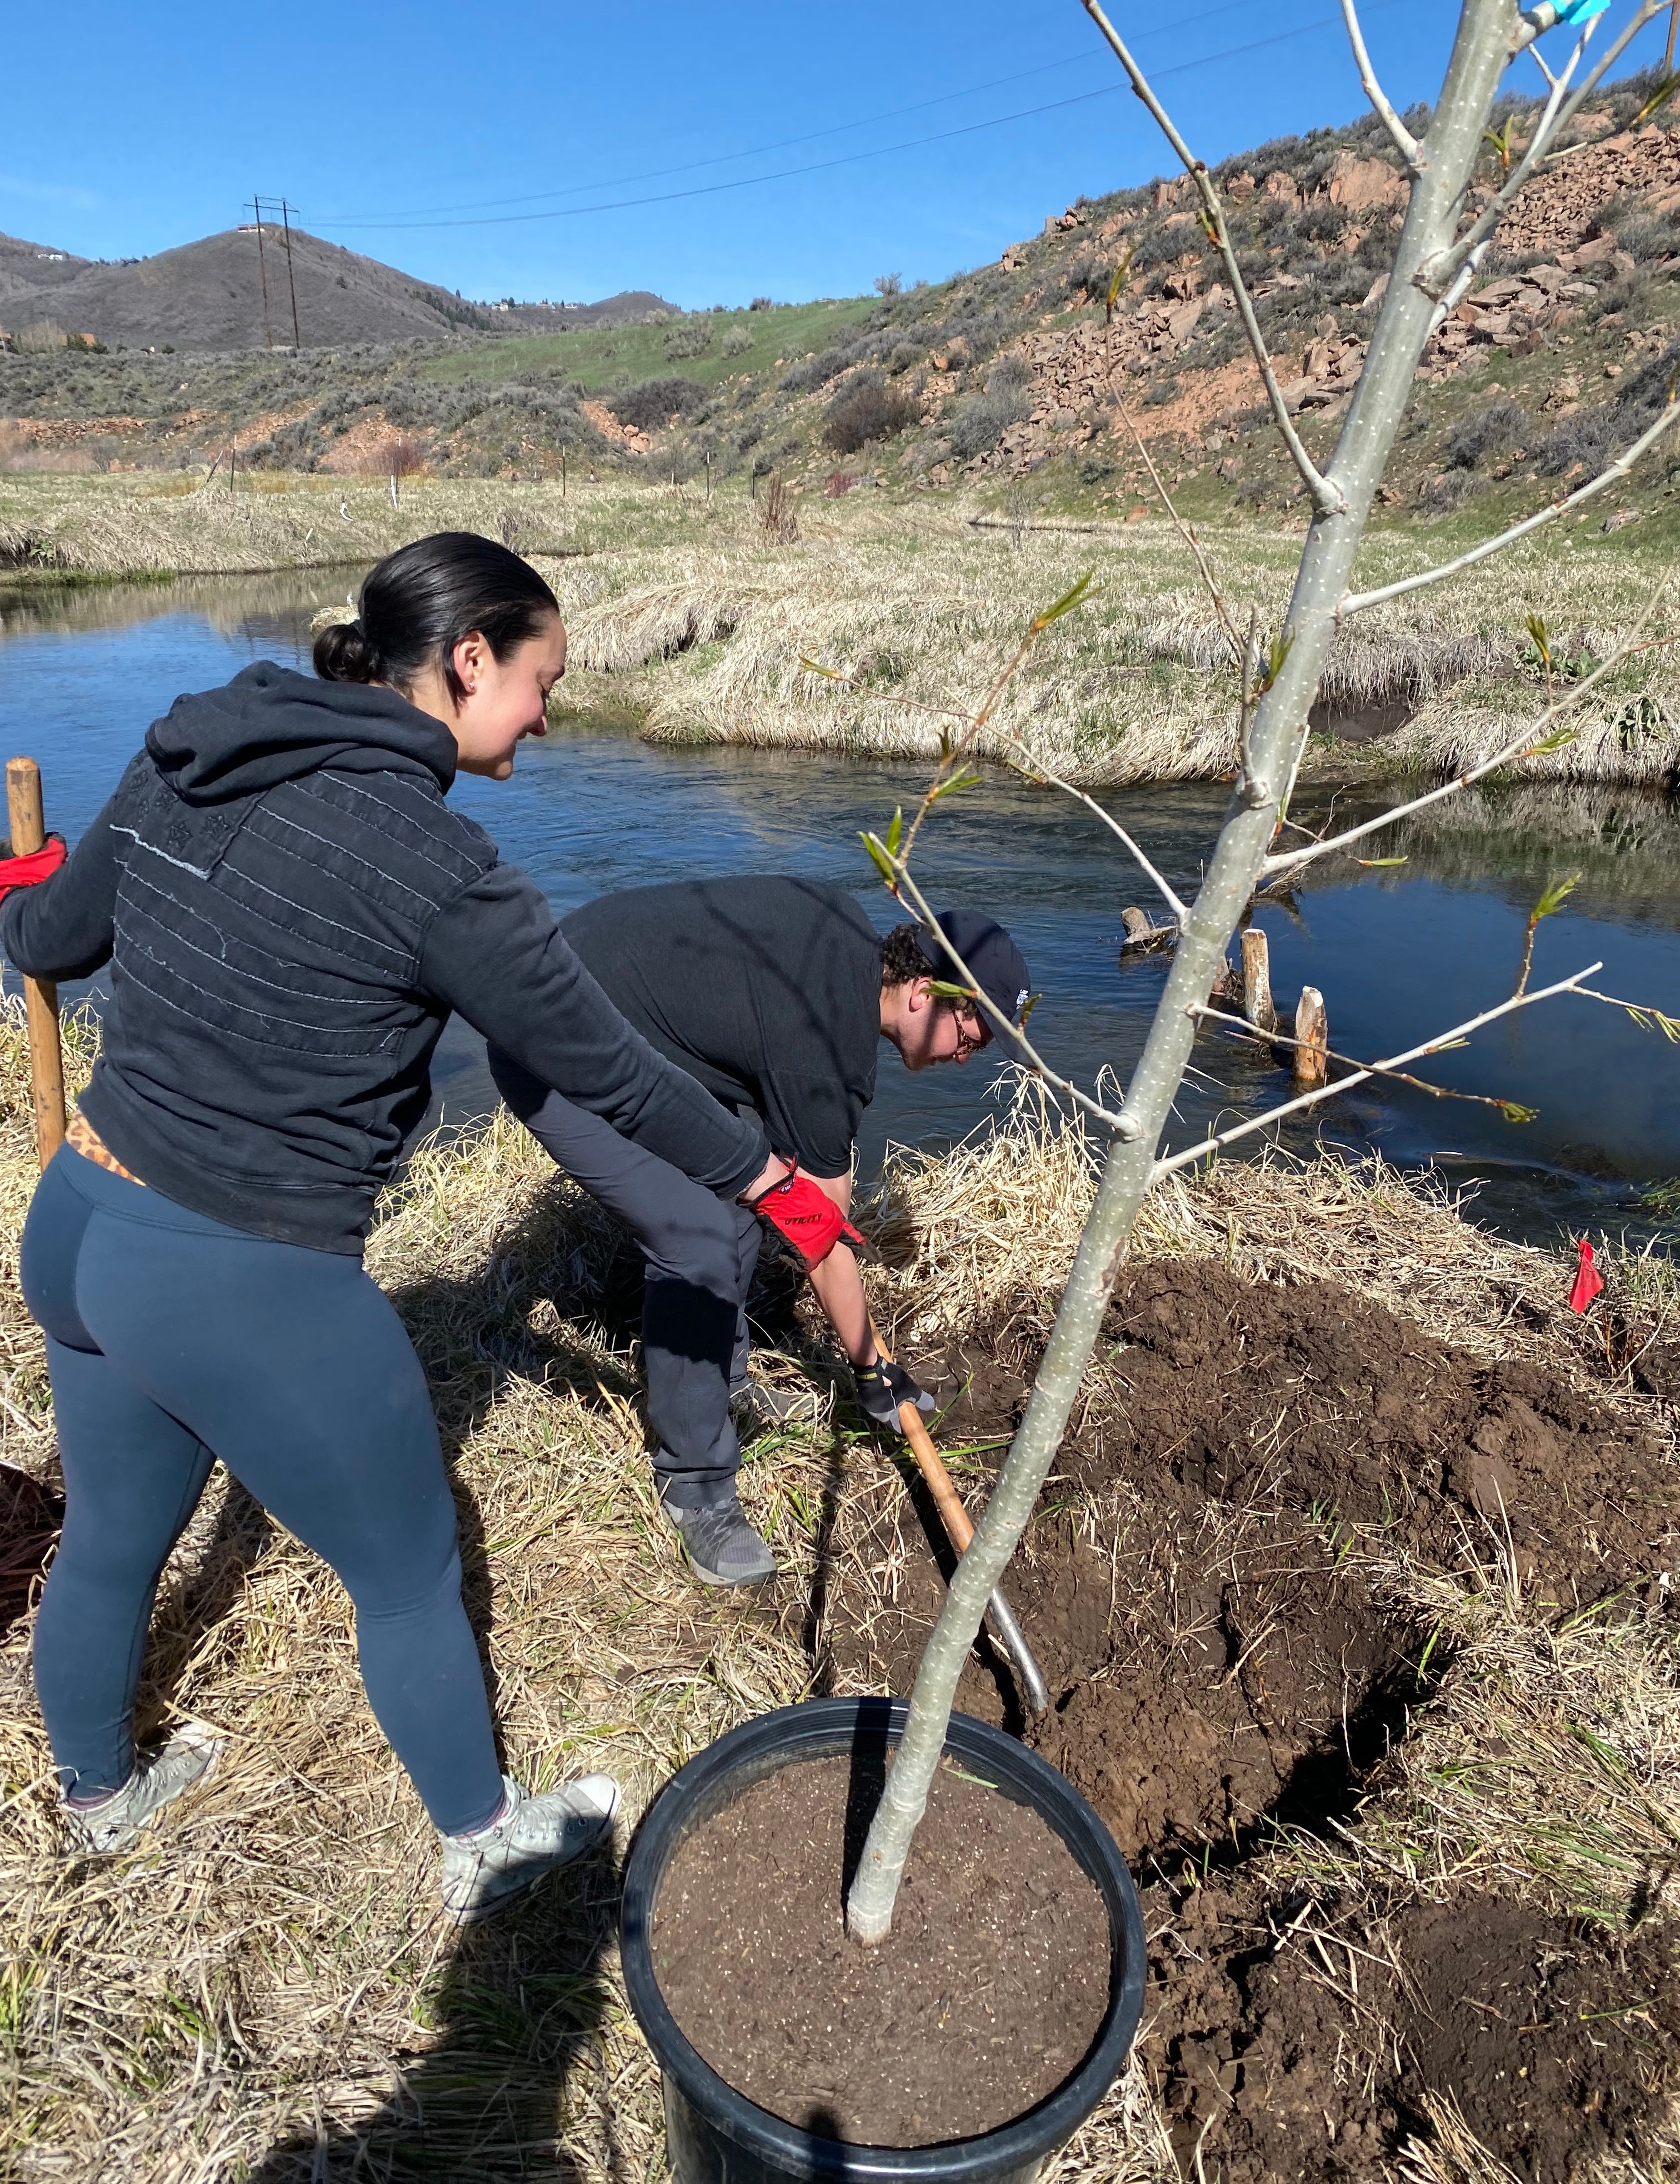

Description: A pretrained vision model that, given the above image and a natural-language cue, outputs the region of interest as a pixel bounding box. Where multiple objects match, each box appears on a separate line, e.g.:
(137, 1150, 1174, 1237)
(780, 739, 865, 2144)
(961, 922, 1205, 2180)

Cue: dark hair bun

(313, 619, 385, 684)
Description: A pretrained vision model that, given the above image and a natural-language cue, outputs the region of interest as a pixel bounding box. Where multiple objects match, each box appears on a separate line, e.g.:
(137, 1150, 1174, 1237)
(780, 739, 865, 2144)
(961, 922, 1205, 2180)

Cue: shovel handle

(867, 1317, 1049, 1714)
(6, 759, 65, 1171)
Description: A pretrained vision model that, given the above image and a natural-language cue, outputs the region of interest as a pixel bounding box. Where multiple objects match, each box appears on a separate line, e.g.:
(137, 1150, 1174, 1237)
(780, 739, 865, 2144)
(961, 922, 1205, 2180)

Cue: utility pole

(279, 197, 302, 352)
(251, 198, 274, 349)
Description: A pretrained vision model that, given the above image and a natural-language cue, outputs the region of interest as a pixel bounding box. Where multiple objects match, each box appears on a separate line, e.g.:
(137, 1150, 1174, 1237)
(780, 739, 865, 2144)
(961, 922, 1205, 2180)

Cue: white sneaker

(61, 1726, 223, 1854)
(440, 1771, 621, 1925)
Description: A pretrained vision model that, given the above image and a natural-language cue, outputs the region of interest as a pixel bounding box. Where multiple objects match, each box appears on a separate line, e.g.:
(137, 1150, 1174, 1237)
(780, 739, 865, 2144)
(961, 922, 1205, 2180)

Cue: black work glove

(854, 1358, 936, 1436)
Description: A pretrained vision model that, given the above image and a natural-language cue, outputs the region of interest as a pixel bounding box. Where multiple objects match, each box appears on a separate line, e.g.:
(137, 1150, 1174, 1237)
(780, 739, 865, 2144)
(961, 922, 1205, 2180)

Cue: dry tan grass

(0, 1037, 1676, 2180)
(5, 473, 1676, 787)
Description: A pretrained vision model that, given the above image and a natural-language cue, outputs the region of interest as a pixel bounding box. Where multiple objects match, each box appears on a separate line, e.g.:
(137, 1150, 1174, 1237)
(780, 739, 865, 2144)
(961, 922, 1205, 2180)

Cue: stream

(2, 571, 1677, 1250)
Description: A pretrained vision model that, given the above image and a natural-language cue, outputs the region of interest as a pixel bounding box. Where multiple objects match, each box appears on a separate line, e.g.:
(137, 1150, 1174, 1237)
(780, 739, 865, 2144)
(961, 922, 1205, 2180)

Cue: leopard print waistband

(66, 1112, 146, 1187)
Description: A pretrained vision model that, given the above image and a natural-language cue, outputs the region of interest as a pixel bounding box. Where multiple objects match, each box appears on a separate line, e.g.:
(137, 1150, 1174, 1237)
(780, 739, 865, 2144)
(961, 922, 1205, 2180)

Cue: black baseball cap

(923, 911, 1032, 1047)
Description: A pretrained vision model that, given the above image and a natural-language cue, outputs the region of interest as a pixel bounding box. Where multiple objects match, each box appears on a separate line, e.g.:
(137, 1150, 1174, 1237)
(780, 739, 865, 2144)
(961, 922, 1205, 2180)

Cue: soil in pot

(653, 1750, 1111, 2147)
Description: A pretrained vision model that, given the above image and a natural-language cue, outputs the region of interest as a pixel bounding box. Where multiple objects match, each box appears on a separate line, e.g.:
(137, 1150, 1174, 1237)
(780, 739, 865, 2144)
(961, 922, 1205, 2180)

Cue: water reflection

(1, 574, 1676, 1248)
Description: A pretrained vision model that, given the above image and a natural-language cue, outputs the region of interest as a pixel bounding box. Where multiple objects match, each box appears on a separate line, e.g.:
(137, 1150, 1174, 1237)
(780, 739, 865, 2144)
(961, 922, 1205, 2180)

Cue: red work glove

(749, 1168, 869, 1270)
(0, 838, 66, 903)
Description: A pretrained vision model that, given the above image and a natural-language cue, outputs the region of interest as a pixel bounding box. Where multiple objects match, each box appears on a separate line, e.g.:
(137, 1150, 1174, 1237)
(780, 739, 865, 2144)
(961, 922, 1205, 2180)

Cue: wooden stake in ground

(867, 1316, 1048, 1715)
(1293, 986, 1329, 1090)
(1241, 927, 1277, 1032)
(5, 758, 66, 1169)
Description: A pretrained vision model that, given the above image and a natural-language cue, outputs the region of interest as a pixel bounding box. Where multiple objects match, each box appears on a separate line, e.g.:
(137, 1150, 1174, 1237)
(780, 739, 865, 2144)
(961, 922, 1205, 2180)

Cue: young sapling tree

(841, 0, 1680, 1945)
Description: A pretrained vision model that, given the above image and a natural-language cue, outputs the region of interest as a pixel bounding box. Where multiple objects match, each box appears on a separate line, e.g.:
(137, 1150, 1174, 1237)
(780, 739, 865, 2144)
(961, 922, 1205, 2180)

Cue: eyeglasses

(952, 1006, 991, 1059)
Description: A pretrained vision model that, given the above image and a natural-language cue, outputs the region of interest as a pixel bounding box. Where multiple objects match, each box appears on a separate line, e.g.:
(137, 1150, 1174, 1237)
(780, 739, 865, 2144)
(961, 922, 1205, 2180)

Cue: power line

(314, 3, 1413, 237)
(312, 0, 1271, 227)
(249, 195, 301, 347)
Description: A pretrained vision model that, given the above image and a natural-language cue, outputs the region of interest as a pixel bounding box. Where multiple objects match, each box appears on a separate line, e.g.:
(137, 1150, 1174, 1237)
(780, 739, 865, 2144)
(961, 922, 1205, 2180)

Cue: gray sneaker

(62, 1726, 223, 1855)
(663, 1492, 778, 1587)
(441, 1771, 621, 1925)
(729, 1379, 821, 1437)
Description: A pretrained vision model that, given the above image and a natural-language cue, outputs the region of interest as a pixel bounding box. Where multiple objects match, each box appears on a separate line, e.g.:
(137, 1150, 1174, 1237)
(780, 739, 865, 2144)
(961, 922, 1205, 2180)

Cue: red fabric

(0, 837, 66, 902)
(1568, 1237, 1604, 1315)
(750, 1168, 867, 1270)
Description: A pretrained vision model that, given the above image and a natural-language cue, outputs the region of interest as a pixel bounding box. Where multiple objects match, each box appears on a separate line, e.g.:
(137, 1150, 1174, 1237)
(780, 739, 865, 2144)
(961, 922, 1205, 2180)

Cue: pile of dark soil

(823, 1253, 1680, 2176)
(925, 1261, 1671, 1608)
(653, 1752, 1109, 2147)
(1146, 1868, 1680, 2183)
(836, 1469, 1424, 1867)
(839, 1262, 1666, 1868)
(1087, 1262, 1672, 1605)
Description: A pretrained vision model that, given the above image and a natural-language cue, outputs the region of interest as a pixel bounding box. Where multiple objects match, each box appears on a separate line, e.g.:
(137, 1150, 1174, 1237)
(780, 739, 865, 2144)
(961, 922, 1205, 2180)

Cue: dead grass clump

(2, 1039, 1677, 2177)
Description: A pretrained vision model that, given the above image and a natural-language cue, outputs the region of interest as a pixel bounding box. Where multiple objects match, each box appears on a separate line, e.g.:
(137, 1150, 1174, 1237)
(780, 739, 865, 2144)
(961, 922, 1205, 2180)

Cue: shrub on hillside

(664, 319, 713, 359)
(1446, 399, 1528, 469)
(609, 377, 706, 432)
(946, 384, 1029, 461)
(1612, 212, 1678, 263)
(721, 326, 753, 356)
(988, 354, 1032, 393)
(823, 374, 916, 453)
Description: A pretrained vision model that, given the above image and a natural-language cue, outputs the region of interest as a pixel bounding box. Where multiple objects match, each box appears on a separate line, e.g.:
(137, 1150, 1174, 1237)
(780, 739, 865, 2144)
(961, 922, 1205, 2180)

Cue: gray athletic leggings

(489, 1047, 761, 1507)
(21, 1147, 506, 1835)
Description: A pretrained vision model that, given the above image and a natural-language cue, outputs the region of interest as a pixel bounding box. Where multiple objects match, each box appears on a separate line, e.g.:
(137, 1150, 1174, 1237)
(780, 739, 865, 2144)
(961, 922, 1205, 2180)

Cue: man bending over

(488, 875, 1030, 1589)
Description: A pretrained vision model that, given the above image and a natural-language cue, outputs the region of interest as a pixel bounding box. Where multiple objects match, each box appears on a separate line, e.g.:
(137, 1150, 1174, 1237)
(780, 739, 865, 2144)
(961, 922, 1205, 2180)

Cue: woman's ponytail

(313, 533, 558, 699)
(312, 619, 386, 684)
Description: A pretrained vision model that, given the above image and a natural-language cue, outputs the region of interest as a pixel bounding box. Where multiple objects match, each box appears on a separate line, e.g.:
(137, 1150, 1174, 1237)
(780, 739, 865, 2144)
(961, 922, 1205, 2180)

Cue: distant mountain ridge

(0, 224, 674, 353)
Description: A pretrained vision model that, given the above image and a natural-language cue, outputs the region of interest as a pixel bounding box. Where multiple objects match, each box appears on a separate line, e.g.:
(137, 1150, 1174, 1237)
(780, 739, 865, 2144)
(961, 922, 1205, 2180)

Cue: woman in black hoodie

(1, 533, 853, 1920)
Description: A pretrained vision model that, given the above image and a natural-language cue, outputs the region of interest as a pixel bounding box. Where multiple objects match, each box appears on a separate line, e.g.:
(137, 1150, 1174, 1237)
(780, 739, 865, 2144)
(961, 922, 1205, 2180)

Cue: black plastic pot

(621, 1696, 1147, 2184)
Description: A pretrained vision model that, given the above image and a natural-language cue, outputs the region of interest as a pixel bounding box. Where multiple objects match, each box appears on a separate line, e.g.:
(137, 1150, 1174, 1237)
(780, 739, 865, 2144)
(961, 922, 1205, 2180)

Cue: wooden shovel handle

(872, 1337, 977, 1549)
(866, 1316, 1048, 1713)
(6, 759, 65, 1170)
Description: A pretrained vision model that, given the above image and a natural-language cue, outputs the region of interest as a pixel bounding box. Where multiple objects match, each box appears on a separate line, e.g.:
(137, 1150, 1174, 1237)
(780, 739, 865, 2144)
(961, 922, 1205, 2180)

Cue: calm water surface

(3, 573, 1677, 1248)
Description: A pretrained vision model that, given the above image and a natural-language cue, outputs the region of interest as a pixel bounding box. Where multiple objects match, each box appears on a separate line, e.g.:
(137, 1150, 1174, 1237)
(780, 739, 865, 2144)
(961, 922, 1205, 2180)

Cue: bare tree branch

(1078, 0, 1346, 516)
(1421, 0, 1663, 294)
(1264, 583, 1674, 878)
(1573, 984, 1680, 1037)
(1339, 397, 1680, 614)
(1190, 1002, 1541, 1116)
(870, 843, 1144, 1140)
(996, 738, 1189, 924)
(1104, 347, 1246, 663)
(1153, 965, 1602, 1180)
(1341, 0, 1423, 167)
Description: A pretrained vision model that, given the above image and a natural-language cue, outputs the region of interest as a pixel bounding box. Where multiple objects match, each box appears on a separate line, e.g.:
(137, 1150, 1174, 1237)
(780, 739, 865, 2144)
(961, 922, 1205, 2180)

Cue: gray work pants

(488, 1047, 761, 1508)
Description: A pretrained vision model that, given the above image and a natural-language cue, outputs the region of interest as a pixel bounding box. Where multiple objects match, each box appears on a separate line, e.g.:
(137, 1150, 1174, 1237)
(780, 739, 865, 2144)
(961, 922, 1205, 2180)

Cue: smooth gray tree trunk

(847, 0, 1530, 1942)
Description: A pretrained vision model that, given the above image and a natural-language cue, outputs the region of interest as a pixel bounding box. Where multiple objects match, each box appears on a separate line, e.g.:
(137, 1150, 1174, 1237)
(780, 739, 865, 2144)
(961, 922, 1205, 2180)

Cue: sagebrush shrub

(609, 377, 706, 432)
(823, 374, 916, 453)
(946, 386, 1029, 460)
(1446, 398, 1528, 469)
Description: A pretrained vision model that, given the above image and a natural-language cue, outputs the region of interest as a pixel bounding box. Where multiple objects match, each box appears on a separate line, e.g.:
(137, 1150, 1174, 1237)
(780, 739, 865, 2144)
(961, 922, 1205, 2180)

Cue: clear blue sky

(3, 2, 1667, 309)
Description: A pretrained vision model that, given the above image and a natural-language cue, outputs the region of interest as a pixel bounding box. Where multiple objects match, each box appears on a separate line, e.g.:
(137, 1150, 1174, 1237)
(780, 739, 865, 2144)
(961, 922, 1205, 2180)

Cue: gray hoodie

(0, 661, 766, 1251)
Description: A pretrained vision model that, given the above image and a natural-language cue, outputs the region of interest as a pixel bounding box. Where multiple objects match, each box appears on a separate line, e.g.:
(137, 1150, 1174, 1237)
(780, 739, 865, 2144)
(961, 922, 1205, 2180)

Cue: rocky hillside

(2, 72, 1676, 527)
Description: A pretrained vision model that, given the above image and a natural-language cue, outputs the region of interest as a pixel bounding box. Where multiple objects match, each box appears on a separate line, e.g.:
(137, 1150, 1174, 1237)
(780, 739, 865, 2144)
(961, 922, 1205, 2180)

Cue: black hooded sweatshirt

(0, 662, 767, 1251)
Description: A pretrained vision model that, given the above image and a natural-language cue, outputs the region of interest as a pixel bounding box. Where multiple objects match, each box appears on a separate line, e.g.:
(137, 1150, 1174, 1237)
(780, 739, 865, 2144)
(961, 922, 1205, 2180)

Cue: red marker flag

(1568, 1237, 1604, 1315)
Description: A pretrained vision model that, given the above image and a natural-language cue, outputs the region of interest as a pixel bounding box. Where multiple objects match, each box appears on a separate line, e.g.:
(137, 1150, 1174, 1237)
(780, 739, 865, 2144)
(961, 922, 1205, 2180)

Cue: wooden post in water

(1240, 928, 1276, 1033)
(6, 759, 66, 1169)
(1293, 986, 1329, 1090)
